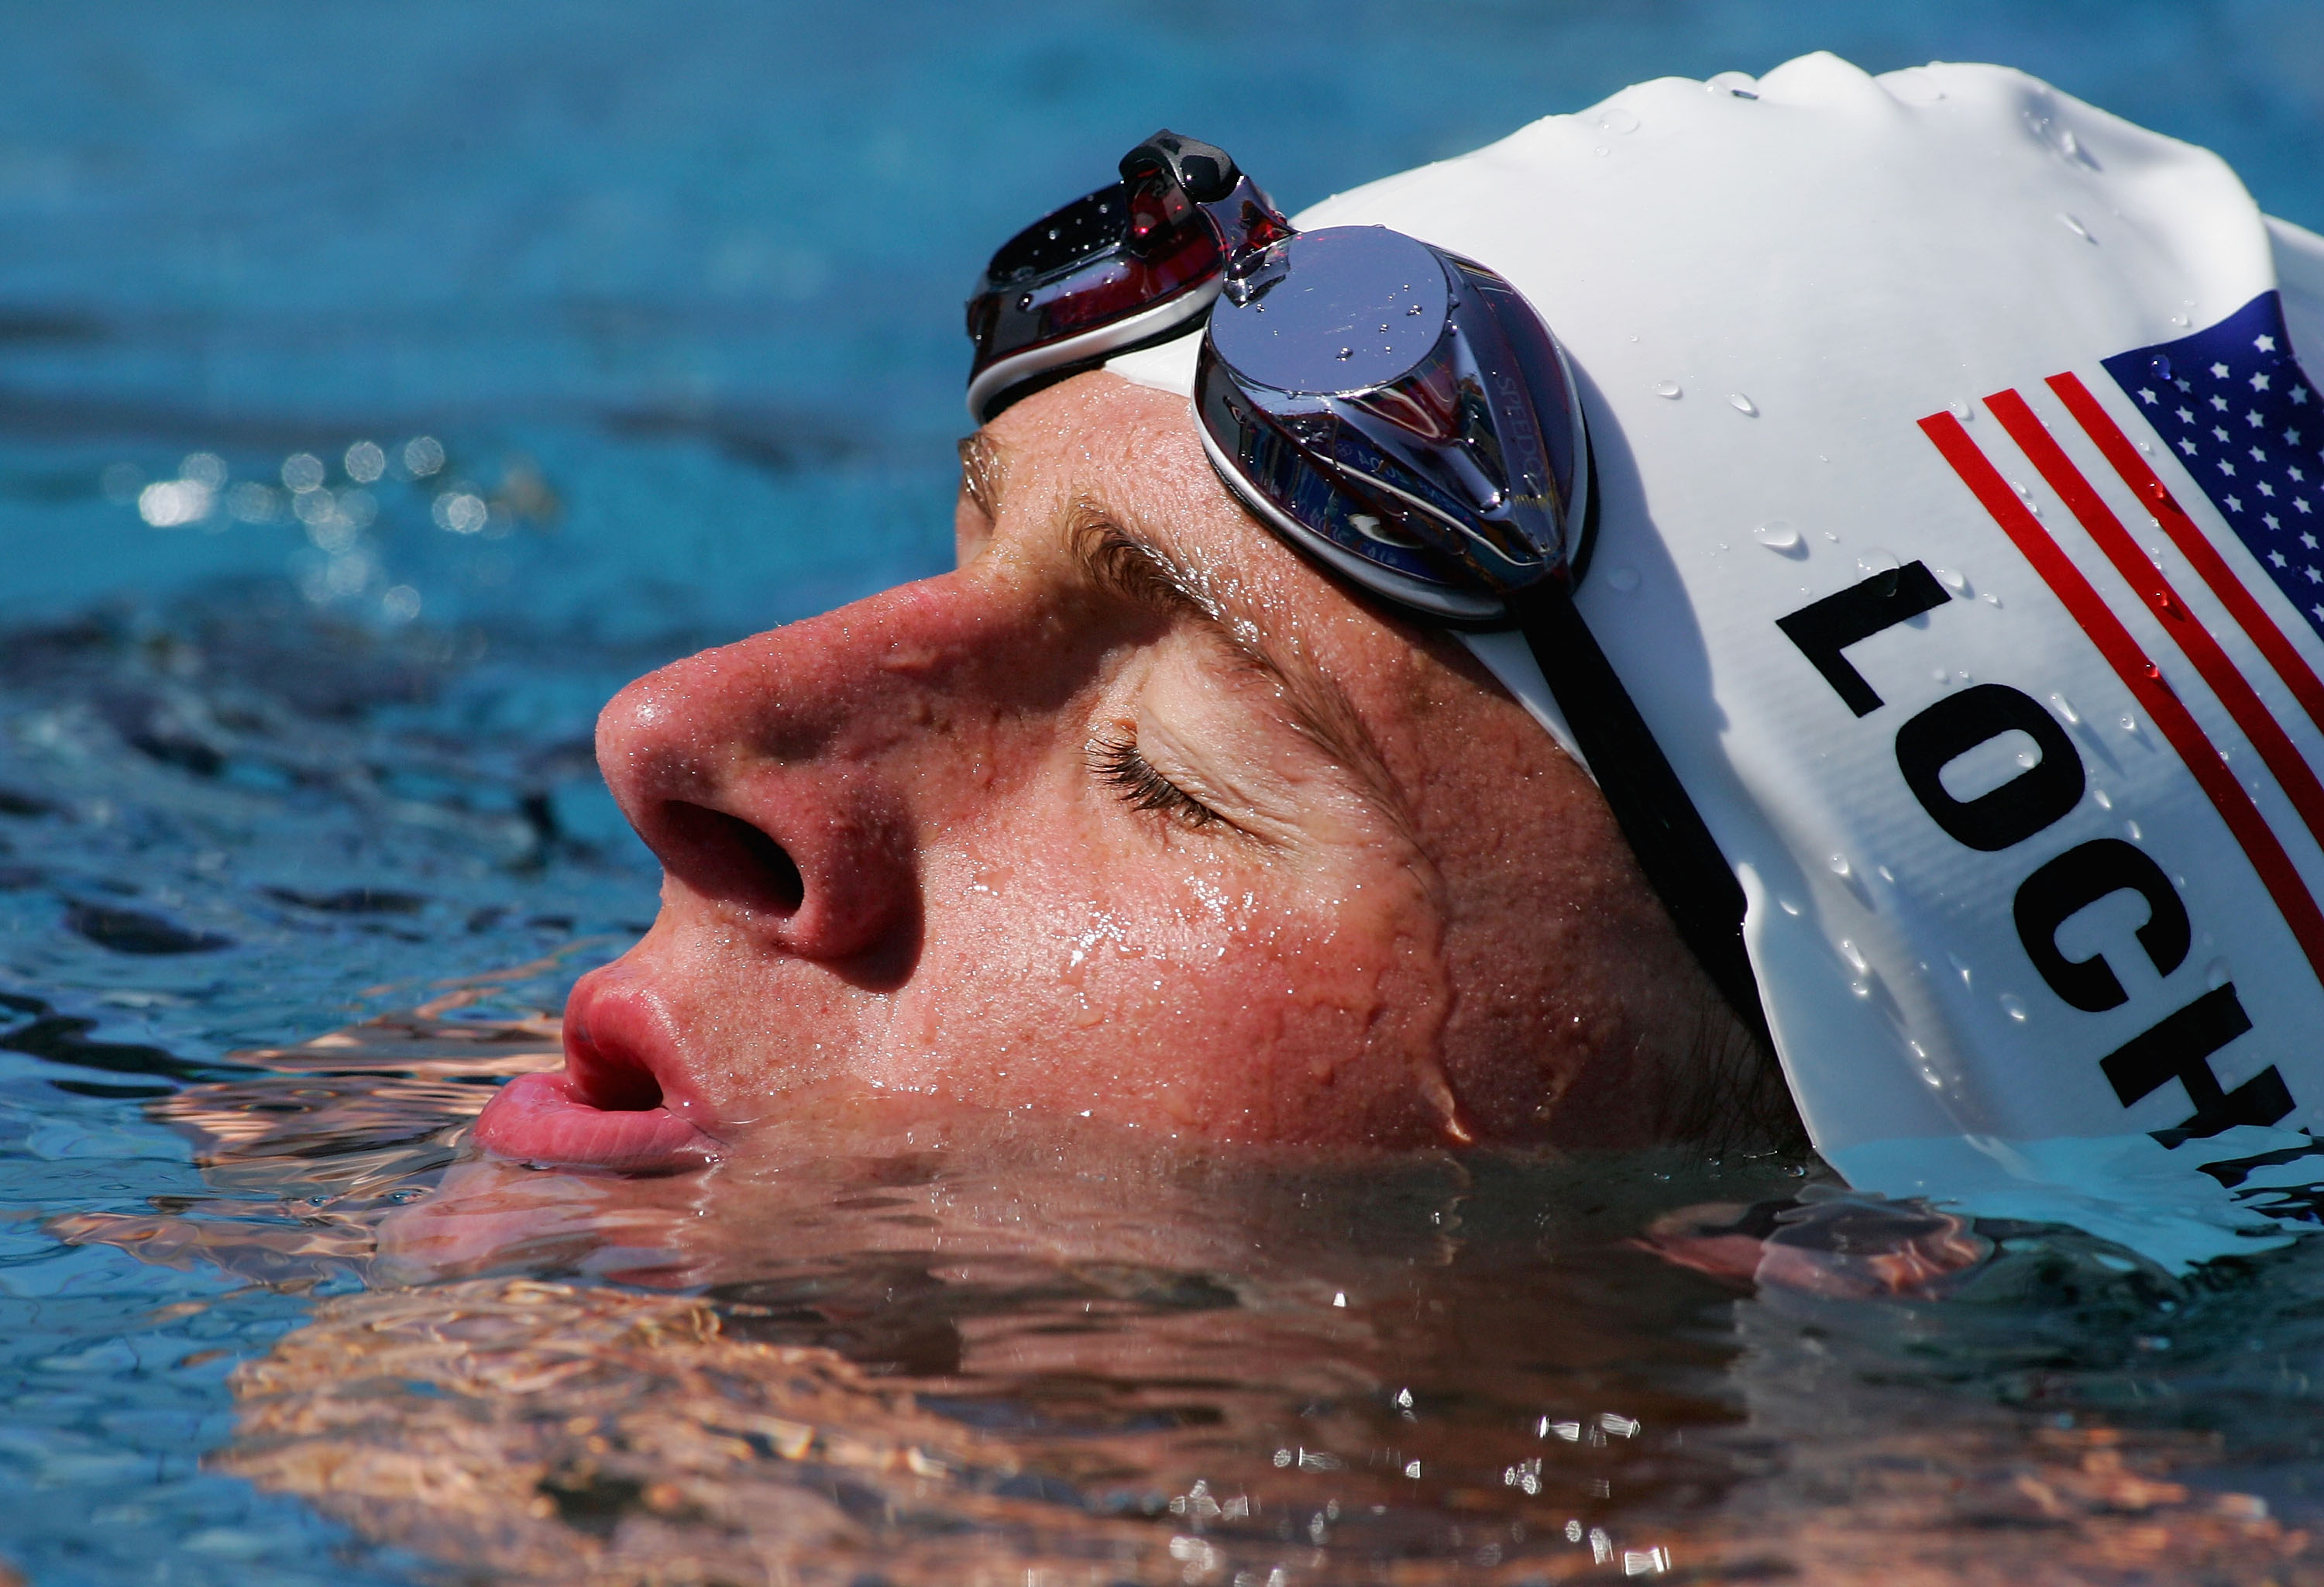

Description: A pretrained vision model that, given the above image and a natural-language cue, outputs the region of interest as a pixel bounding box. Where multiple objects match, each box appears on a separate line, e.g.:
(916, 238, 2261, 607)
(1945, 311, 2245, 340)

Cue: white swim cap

(1113, 53, 2324, 1269)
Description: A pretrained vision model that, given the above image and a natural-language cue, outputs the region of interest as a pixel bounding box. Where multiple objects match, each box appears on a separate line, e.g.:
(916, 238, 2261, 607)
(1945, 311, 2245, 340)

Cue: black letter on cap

(1776, 561, 1951, 716)
(1896, 683, 2085, 851)
(2099, 983, 2294, 1146)
(2013, 838, 2192, 1011)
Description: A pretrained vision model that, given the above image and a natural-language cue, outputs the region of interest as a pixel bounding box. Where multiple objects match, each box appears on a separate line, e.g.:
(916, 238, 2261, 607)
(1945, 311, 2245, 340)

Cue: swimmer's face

(476, 375, 1780, 1170)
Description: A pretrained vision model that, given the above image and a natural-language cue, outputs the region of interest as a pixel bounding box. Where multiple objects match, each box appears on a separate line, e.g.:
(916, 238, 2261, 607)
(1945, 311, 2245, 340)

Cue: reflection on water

(57, 1015, 2324, 1584)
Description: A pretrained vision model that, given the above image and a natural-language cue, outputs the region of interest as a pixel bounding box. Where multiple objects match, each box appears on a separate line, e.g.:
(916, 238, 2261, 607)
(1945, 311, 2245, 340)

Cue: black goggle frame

(967, 133, 1586, 622)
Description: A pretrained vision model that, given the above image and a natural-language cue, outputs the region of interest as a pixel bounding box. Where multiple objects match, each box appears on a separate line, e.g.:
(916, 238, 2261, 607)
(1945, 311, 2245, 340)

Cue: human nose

(594, 577, 1006, 971)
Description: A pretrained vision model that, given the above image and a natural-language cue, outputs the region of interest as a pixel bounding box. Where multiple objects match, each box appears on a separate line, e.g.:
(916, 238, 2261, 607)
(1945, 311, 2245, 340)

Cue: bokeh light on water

(0, 2, 2322, 1582)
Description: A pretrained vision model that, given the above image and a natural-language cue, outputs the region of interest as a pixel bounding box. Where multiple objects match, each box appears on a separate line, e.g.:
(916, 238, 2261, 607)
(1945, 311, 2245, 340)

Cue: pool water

(4, 2, 2324, 1582)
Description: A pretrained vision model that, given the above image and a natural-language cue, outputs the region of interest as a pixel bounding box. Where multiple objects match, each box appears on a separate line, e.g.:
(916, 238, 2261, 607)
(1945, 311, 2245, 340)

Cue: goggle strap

(1511, 586, 1771, 1048)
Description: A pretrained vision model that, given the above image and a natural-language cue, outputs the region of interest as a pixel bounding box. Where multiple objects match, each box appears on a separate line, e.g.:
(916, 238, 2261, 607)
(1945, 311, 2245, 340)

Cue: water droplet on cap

(2001, 993, 2028, 1022)
(1652, 380, 1682, 399)
(2058, 213, 2094, 242)
(1336, 347, 1353, 360)
(1729, 392, 1758, 415)
(2092, 787, 2113, 809)
(1752, 520, 1801, 551)
(2149, 353, 2172, 381)
(1706, 71, 1758, 98)
(1827, 853, 1852, 878)
(1597, 106, 1640, 134)
(1604, 564, 1641, 592)
(2049, 692, 2079, 725)
(2206, 957, 2231, 990)
(1949, 401, 1972, 421)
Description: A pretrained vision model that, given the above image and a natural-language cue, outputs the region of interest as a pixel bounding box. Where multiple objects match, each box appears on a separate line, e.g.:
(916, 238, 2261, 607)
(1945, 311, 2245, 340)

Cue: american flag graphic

(2102, 294, 2324, 633)
(1913, 292, 2324, 1145)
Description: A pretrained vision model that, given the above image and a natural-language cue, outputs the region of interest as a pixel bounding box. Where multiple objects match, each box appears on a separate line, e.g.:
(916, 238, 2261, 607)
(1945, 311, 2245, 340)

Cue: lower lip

(472, 974, 719, 1172)
(472, 1072, 719, 1172)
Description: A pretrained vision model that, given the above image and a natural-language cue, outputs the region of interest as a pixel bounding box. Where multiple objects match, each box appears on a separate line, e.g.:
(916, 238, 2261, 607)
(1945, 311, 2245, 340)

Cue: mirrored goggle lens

(964, 178, 1222, 422)
(1197, 227, 1586, 618)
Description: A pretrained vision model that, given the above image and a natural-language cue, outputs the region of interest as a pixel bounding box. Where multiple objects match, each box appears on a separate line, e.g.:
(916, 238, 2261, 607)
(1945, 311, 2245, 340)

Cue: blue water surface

(3, 3, 2324, 1583)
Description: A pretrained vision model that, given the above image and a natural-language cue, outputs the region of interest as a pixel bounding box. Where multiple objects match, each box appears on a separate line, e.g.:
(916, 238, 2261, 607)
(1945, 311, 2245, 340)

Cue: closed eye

(1088, 728, 1224, 831)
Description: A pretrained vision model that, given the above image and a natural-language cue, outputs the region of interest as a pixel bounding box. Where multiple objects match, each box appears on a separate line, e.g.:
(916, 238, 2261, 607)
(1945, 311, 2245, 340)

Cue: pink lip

(471, 969, 720, 1172)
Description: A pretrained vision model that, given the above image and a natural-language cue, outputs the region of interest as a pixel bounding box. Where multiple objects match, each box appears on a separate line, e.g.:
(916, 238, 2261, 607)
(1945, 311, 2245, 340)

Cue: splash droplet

(1652, 380, 1682, 399)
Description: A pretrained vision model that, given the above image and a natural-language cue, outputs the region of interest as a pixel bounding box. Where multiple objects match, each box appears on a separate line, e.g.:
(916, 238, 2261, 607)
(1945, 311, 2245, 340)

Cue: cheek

(899, 821, 1452, 1145)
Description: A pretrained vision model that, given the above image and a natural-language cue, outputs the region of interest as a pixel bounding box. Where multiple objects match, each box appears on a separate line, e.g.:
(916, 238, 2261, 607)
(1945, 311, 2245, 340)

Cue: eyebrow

(1065, 503, 1409, 824)
(957, 429, 1408, 821)
(957, 432, 1006, 522)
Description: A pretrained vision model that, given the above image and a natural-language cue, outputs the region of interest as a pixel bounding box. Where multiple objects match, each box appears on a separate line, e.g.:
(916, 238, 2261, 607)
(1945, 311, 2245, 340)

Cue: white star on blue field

(2107, 294, 2324, 628)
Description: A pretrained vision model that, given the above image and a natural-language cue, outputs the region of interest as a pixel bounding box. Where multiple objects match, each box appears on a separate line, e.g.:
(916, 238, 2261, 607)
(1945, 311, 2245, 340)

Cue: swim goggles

(964, 132, 1767, 1037)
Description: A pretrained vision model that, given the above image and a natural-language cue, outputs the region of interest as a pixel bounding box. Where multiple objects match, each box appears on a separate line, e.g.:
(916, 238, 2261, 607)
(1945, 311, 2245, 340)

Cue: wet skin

(474, 373, 1779, 1172)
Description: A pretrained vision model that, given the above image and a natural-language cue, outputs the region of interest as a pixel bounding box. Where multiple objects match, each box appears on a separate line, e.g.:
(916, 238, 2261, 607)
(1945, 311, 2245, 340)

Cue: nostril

(661, 801, 806, 914)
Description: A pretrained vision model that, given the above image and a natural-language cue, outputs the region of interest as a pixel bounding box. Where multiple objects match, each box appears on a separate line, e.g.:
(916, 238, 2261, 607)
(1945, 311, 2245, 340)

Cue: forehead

(978, 373, 1383, 664)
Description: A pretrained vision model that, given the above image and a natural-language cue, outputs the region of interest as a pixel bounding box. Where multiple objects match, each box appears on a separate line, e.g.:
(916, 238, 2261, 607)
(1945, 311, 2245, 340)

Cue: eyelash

(1088, 729, 1223, 831)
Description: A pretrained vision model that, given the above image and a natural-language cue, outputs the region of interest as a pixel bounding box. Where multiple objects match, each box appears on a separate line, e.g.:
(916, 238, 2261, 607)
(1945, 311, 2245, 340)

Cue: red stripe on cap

(2049, 370, 2324, 738)
(1919, 408, 2324, 988)
(1986, 386, 2324, 852)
